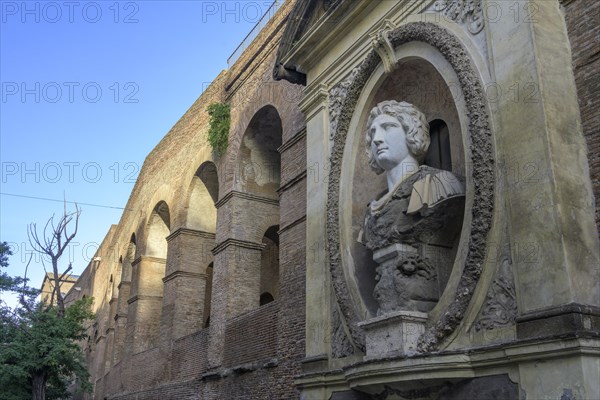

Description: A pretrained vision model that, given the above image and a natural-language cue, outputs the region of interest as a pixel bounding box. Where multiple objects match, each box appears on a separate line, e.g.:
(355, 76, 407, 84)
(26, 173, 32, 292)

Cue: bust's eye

(382, 122, 399, 130)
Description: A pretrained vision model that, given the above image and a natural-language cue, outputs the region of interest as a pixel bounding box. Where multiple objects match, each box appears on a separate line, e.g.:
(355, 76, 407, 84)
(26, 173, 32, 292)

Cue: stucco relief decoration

(474, 257, 517, 331)
(329, 63, 363, 140)
(434, 0, 485, 35)
(359, 101, 465, 316)
(369, 20, 398, 74)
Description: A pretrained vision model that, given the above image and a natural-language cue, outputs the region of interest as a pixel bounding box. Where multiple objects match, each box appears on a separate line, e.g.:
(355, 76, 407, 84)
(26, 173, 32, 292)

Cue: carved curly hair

(365, 100, 430, 174)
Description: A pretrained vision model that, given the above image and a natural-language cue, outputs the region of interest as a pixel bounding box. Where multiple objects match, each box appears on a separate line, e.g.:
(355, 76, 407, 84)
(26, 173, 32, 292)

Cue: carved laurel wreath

(326, 22, 494, 353)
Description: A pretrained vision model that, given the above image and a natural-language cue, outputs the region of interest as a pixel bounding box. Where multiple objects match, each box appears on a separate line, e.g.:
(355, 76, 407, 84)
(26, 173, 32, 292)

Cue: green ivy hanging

(206, 103, 230, 157)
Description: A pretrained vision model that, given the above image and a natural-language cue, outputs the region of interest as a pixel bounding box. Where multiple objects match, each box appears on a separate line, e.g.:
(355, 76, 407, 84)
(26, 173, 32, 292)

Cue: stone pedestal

(358, 310, 427, 359)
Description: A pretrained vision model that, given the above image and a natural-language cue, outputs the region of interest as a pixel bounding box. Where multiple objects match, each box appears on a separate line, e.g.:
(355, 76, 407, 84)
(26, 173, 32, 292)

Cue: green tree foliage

(206, 102, 231, 157)
(0, 240, 94, 400)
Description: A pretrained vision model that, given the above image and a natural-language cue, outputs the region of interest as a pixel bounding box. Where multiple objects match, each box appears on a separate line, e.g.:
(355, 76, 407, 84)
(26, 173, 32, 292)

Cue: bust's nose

(372, 127, 384, 145)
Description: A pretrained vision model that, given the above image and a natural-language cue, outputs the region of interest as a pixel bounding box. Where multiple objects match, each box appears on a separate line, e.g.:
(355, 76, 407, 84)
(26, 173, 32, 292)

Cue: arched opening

(146, 202, 170, 258)
(121, 234, 136, 283)
(260, 292, 275, 306)
(113, 234, 136, 365)
(260, 225, 279, 305)
(239, 105, 282, 198)
(424, 119, 452, 172)
(187, 162, 218, 232)
(203, 263, 213, 328)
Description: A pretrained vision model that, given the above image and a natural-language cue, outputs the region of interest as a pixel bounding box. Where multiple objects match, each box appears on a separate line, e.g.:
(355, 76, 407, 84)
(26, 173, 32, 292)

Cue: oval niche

(328, 22, 494, 353)
(339, 55, 467, 321)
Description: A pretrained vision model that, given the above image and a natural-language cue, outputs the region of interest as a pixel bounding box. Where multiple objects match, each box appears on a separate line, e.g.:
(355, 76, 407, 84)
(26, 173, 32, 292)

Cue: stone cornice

(279, 215, 306, 235)
(117, 281, 131, 290)
(127, 294, 163, 305)
(131, 256, 166, 267)
(215, 190, 279, 209)
(278, 127, 307, 153)
(212, 238, 266, 256)
(166, 227, 216, 242)
(517, 303, 600, 322)
(299, 83, 329, 119)
(114, 313, 127, 321)
(163, 270, 206, 284)
(95, 334, 107, 344)
(278, 171, 307, 194)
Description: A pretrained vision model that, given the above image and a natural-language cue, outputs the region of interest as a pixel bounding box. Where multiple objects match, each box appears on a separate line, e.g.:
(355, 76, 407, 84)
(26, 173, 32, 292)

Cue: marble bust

(360, 100, 465, 315)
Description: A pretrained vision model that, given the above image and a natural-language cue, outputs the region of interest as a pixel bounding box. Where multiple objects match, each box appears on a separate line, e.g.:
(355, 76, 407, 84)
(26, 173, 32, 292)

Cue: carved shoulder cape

(362, 165, 465, 251)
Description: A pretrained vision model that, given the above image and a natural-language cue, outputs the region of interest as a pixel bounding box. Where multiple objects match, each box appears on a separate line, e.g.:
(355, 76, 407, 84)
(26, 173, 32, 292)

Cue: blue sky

(1, 0, 275, 303)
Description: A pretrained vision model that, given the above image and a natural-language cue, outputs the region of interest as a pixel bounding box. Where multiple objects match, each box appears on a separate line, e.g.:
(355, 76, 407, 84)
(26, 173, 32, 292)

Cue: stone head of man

(365, 100, 430, 175)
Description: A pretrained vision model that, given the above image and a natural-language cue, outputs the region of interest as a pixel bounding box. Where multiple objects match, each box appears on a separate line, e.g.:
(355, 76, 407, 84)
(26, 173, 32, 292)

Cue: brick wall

(223, 301, 279, 367)
(171, 330, 208, 381)
(561, 0, 600, 235)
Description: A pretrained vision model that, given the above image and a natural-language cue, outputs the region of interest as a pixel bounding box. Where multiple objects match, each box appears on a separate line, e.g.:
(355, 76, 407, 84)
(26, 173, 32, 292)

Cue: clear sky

(1, 0, 275, 304)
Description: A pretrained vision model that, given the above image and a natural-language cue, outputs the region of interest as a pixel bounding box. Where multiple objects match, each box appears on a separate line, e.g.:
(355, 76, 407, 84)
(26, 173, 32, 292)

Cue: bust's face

(369, 114, 409, 171)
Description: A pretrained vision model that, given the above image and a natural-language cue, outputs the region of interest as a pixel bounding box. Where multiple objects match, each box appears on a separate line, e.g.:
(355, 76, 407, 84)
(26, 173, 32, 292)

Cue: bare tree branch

(28, 203, 81, 317)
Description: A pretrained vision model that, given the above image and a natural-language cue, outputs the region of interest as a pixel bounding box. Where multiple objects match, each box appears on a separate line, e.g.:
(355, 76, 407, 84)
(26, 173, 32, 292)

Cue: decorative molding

(114, 313, 127, 321)
(215, 190, 279, 209)
(278, 127, 307, 153)
(127, 294, 163, 305)
(299, 83, 330, 120)
(212, 238, 266, 256)
(326, 22, 495, 353)
(163, 270, 206, 284)
(131, 256, 166, 267)
(278, 170, 307, 194)
(517, 303, 600, 322)
(328, 61, 364, 141)
(331, 302, 355, 358)
(434, 0, 485, 35)
(166, 227, 215, 242)
(369, 20, 398, 74)
(278, 215, 307, 235)
(117, 281, 131, 290)
(473, 257, 517, 332)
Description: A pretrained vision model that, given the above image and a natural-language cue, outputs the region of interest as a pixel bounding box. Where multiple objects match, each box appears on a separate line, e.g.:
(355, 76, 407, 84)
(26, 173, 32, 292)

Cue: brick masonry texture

(65, 1, 308, 398)
(562, 0, 600, 234)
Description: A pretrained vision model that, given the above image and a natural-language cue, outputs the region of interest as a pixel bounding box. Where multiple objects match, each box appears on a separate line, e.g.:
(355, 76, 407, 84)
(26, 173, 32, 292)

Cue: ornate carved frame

(326, 21, 494, 353)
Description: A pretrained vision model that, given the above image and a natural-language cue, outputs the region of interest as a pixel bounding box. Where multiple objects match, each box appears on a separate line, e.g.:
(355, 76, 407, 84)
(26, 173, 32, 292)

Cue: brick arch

(120, 233, 137, 282)
(180, 161, 219, 233)
(220, 79, 305, 197)
(236, 104, 282, 198)
(171, 145, 215, 229)
(143, 201, 170, 259)
(135, 184, 174, 257)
